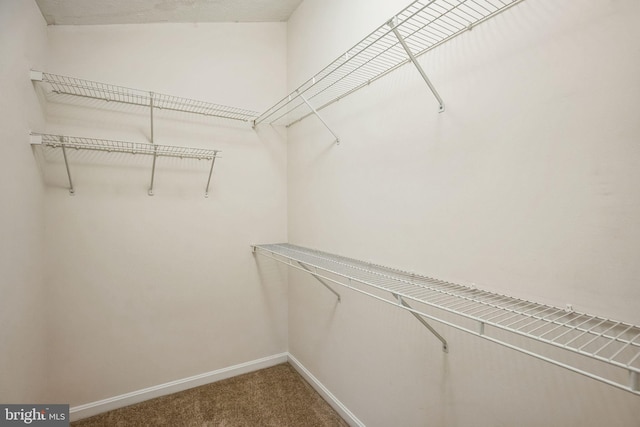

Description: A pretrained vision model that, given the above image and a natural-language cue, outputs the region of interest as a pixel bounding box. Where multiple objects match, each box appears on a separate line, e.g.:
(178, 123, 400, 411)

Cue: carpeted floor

(71, 363, 349, 426)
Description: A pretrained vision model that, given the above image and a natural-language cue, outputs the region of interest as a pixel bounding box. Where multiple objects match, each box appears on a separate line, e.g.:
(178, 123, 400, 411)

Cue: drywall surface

(286, 0, 640, 426)
(0, 0, 49, 403)
(43, 23, 288, 405)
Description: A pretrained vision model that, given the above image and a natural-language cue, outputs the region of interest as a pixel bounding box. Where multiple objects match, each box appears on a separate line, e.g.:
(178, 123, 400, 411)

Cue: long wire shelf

(35, 133, 220, 160)
(255, 0, 525, 127)
(252, 243, 640, 396)
(31, 71, 259, 123)
(32, 133, 221, 197)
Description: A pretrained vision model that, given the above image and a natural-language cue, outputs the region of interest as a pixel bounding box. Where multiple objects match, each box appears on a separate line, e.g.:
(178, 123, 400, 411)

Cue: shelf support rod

(388, 17, 445, 113)
(204, 153, 218, 198)
(297, 261, 341, 302)
(394, 293, 448, 352)
(150, 92, 155, 144)
(59, 136, 75, 195)
(297, 91, 340, 145)
(148, 146, 157, 196)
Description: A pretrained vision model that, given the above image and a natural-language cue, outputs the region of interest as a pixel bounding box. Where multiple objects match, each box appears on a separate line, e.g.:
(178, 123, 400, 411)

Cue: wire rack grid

(39, 72, 260, 123)
(253, 243, 640, 395)
(255, 0, 525, 126)
(37, 133, 221, 160)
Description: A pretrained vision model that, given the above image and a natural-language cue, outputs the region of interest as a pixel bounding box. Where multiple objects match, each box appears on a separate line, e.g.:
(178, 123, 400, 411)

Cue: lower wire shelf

(31, 133, 221, 197)
(252, 243, 640, 396)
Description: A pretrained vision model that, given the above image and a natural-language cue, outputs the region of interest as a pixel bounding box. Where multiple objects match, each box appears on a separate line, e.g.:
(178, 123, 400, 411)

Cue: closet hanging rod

(255, 0, 525, 127)
(30, 70, 259, 123)
(252, 243, 640, 396)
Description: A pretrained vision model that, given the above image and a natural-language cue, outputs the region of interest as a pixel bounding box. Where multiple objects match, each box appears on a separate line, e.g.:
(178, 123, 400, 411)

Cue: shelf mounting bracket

(388, 16, 445, 113)
(297, 261, 341, 302)
(148, 145, 157, 196)
(204, 153, 218, 198)
(59, 136, 75, 195)
(149, 91, 155, 143)
(297, 91, 340, 145)
(30, 70, 43, 82)
(393, 293, 448, 352)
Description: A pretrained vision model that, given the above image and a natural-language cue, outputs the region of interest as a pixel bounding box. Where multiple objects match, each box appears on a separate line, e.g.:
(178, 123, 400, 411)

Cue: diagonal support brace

(204, 152, 218, 198)
(150, 91, 155, 143)
(148, 146, 157, 196)
(388, 17, 445, 113)
(59, 136, 75, 195)
(394, 293, 448, 352)
(297, 261, 341, 302)
(297, 91, 340, 145)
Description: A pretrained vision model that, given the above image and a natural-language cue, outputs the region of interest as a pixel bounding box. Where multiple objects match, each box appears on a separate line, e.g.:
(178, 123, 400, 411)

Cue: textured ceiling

(35, 0, 304, 25)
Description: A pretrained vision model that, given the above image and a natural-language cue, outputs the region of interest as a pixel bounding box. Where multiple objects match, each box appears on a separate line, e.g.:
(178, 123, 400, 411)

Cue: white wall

(0, 0, 49, 403)
(42, 23, 289, 405)
(286, 0, 640, 426)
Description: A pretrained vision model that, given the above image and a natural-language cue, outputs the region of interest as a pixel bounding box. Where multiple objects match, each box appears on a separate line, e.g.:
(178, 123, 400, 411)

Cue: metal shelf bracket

(149, 91, 155, 143)
(394, 293, 448, 352)
(388, 16, 445, 113)
(297, 261, 341, 302)
(30, 133, 75, 195)
(60, 136, 75, 195)
(297, 91, 340, 145)
(148, 145, 158, 196)
(204, 153, 218, 198)
(30, 69, 43, 82)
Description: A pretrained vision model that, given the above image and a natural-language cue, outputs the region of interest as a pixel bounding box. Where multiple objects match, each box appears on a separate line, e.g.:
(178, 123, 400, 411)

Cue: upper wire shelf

(32, 71, 260, 123)
(253, 243, 640, 396)
(255, 0, 525, 127)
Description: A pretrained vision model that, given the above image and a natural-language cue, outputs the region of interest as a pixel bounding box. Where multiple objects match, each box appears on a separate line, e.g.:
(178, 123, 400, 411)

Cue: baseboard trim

(287, 353, 365, 427)
(69, 352, 288, 421)
(69, 352, 364, 426)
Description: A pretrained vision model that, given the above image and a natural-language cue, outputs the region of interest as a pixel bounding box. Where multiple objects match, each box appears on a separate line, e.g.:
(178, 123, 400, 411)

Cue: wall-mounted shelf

(252, 243, 640, 396)
(31, 133, 221, 197)
(31, 70, 259, 124)
(255, 0, 525, 136)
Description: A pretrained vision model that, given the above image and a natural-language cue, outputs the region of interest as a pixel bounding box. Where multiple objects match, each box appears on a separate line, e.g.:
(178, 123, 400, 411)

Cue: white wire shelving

(252, 243, 640, 396)
(255, 0, 525, 139)
(29, 70, 235, 197)
(31, 133, 221, 197)
(31, 70, 260, 124)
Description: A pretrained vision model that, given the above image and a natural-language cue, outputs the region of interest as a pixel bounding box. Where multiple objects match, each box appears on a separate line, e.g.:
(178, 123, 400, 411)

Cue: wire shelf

(253, 243, 640, 396)
(32, 133, 221, 196)
(36, 133, 220, 160)
(35, 72, 259, 123)
(255, 0, 525, 126)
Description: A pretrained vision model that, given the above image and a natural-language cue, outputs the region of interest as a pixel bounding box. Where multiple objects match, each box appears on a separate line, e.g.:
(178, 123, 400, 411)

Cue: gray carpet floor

(71, 363, 349, 426)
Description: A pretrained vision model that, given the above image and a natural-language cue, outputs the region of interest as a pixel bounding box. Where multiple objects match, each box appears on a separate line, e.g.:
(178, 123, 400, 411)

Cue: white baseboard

(287, 353, 365, 427)
(69, 352, 288, 421)
(69, 352, 363, 426)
